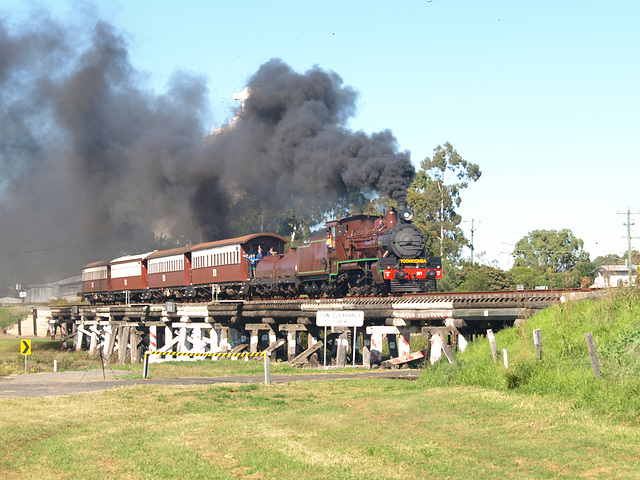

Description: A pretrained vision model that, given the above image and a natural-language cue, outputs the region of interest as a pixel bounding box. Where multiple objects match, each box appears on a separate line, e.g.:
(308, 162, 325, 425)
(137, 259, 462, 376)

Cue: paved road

(0, 369, 421, 399)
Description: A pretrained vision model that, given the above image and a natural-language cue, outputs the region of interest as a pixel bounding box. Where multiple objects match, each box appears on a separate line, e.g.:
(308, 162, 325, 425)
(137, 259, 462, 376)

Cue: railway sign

(21, 339, 31, 374)
(317, 310, 364, 369)
(316, 310, 364, 327)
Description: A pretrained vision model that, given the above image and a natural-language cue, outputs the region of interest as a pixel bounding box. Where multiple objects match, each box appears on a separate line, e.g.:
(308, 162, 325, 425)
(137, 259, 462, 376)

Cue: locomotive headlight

(401, 208, 414, 222)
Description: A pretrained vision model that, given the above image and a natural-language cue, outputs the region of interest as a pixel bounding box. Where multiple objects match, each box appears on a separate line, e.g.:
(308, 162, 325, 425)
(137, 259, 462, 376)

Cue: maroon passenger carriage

(188, 233, 287, 299)
(108, 252, 154, 303)
(146, 247, 191, 298)
(81, 233, 288, 304)
(81, 260, 111, 299)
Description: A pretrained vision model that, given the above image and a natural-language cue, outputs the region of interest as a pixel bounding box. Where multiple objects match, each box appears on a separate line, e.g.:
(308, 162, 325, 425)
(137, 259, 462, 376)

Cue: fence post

(584, 332, 600, 380)
(143, 351, 150, 379)
(264, 352, 271, 385)
(503, 349, 509, 369)
(487, 329, 498, 364)
(533, 329, 542, 361)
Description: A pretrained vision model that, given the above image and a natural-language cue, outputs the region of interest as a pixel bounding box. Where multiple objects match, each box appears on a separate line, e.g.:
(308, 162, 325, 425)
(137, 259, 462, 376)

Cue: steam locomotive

(81, 204, 442, 303)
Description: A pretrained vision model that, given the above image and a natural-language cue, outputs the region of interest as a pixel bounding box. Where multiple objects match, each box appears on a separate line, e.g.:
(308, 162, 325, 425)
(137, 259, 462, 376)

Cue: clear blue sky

(4, 0, 639, 268)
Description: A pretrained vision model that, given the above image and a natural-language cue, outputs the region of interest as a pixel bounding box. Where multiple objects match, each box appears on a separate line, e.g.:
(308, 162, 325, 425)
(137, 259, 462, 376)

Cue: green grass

(0, 338, 130, 376)
(420, 287, 640, 422)
(1, 380, 639, 479)
(0, 306, 28, 330)
(3, 291, 640, 477)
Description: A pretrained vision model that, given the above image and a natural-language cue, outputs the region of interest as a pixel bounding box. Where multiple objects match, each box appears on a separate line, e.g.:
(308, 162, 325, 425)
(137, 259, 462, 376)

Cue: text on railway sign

(316, 310, 364, 327)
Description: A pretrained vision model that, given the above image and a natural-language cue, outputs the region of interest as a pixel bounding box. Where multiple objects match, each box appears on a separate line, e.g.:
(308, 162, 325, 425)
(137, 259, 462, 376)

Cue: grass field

(2, 290, 640, 478)
(1, 379, 639, 479)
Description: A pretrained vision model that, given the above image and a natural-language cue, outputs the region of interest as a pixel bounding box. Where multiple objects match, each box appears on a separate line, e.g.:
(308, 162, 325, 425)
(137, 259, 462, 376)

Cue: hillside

(419, 288, 640, 422)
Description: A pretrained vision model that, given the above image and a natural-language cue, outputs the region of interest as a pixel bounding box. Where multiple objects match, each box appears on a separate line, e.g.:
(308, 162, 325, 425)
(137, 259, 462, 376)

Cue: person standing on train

(246, 248, 257, 278)
(326, 230, 334, 251)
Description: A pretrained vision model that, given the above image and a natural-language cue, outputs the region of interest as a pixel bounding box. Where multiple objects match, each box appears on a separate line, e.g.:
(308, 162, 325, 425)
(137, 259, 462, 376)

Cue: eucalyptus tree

(513, 229, 589, 272)
(407, 142, 481, 262)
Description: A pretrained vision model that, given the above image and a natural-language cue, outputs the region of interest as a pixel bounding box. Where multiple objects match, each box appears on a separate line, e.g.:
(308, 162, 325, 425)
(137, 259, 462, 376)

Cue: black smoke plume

(0, 9, 414, 293)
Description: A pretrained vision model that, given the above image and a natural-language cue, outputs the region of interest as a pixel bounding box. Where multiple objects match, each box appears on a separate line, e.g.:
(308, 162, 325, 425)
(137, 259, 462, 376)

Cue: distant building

(0, 296, 21, 305)
(592, 264, 637, 288)
(28, 275, 82, 303)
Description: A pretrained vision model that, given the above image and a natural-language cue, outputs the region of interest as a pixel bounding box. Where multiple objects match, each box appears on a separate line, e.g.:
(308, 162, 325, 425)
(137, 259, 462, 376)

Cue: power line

(0, 245, 70, 257)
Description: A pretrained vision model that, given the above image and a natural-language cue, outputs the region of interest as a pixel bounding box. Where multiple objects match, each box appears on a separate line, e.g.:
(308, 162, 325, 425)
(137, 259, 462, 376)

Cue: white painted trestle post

(457, 334, 468, 352)
(210, 327, 220, 353)
(429, 333, 444, 364)
(287, 331, 296, 361)
(362, 333, 371, 368)
(149, 326, 158, 364)
(150, 326, 157, 351)
(220, 328, 229, 352)
(88, 325, 98, 354)
(192, 326, 203, 352)
(61, 323, 67, 350)
(103, 325, 113, 358)
(397, 330, 411, 358)
(370, 333, 383, 365)
(177, 326, 187, 356)
(75, 321, 84, 352)
(164, 325, 173, 352)
(250, 330, 259, 353)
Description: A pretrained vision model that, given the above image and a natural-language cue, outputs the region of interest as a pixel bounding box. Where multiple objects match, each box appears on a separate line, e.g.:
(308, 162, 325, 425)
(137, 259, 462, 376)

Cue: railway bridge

(47, 289, 601, 368)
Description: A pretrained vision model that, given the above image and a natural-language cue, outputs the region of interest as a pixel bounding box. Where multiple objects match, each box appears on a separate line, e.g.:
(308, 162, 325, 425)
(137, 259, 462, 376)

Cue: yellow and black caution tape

(143, 349, 270, 379)
(146, 351, 265, 358)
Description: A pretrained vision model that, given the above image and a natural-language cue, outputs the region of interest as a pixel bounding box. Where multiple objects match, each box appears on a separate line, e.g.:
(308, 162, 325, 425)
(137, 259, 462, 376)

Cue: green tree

(507, 266, 547, 290)
(594, 251, 640, 266)
(456, 264, 510, 291)
(407, 142, 481, 262)
(513, 229, 589, 273)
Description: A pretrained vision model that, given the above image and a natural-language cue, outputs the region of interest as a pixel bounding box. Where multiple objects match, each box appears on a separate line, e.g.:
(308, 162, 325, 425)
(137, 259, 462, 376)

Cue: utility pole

(464, 219, 477, 266)
(619, 208, 640, 286)
(470, 219, 475, 266)
(627, 209, 633, 285)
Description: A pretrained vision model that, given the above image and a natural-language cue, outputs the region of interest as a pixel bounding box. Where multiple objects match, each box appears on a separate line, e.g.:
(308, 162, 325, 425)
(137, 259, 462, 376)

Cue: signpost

(316, 311, 364, 368)
(21, 339, 31, 374)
